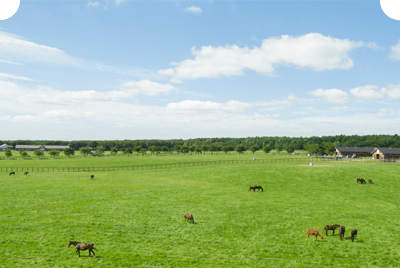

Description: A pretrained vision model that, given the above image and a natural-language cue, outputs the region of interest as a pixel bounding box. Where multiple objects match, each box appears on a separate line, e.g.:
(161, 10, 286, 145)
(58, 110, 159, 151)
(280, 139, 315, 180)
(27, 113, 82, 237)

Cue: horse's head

(68, 241, 72, 247)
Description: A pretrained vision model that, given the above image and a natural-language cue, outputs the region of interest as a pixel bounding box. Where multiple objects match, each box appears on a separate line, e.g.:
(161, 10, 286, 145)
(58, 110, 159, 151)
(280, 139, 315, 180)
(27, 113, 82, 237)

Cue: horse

(351, 229, 357, 242)
(9, 172, 15, 176)
(90, 175, 94, 178)
(68, 241, 96, 257)
(339, 226, 346, 241)
(249, 186, 255, 191)
(324, 224, 340, 236)
(357, 178, 366, 184)
(24, 171, 29, 175)
(254, 185, 263, 192)
(184, 214, 194, 224)
(368, 179, 374, 184)
(303, 229, 324, 241)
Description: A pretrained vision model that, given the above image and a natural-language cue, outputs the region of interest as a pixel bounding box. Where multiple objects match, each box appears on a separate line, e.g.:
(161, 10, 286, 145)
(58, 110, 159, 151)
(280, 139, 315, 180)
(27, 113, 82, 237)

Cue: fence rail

(0, 156, 377, 173)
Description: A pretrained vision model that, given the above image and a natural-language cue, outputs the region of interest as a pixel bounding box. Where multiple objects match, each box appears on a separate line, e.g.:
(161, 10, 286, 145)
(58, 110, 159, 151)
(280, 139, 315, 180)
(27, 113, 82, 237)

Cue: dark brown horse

(324, 224, 340, 236)
(351, 229, 357, 242)
(24, 171, 29, 175)
(68, 241, 96, 257)
(184, 214, 194, 224)
(249, 186, 255, 191)
(339, 226, 346, 241)
(249, 185, 263, 192)
(357, 178, 366, 184)
(9, 172, 15, 176)
(90, 175, 94, 178)
(368, 179, 374, 184)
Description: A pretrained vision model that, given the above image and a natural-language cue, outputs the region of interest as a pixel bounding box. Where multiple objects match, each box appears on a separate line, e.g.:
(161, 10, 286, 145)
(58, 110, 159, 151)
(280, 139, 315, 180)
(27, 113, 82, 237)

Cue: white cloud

(350, 85, 385, 101)
(0, 31, 80, 67)
(166, 100, 252, 113)
(308, 88, 351, 104)
(114, 0, 125, 5)
(159, 33, 363, 80)
(253, 93, 307, 107)
(381, 83, 400, 98)
(0, 72, 33, 81)
(121, 80, 176, 96)
(87, 1, 100, 8)
(389, 40, 400, 60)
(184, 5, 202, 14)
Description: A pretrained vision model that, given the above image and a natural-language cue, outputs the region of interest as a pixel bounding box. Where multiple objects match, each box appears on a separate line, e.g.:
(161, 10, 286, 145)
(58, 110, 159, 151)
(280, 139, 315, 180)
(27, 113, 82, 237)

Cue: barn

(15, 145, 69, 151)
(371, 148, 400, 160)
(334, 147, 375, 157)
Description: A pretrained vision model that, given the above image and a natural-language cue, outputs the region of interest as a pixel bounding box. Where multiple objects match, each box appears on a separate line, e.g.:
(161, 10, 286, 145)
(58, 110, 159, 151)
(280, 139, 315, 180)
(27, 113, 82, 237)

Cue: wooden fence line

(0, 157, 377, 173)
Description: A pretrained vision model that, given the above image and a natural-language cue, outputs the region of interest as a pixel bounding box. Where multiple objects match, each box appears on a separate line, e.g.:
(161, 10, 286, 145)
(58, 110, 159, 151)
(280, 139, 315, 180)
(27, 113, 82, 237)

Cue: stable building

(334, 147, 375, 157)
(371, 148, 400, 160)
(0, 144, 12, 151)
(15, 145, 69, 151)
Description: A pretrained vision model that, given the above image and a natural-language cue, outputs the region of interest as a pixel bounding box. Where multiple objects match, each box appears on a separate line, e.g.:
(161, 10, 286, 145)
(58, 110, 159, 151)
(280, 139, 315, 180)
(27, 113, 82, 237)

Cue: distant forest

(3, 134, 400, 151)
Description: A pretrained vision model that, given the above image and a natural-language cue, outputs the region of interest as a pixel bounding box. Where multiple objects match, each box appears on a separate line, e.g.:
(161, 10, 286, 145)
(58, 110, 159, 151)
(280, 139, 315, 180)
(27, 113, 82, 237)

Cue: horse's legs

(332, 230, 335, 235)
(76, 249, 80, 257)
(91, 249, 96, 257)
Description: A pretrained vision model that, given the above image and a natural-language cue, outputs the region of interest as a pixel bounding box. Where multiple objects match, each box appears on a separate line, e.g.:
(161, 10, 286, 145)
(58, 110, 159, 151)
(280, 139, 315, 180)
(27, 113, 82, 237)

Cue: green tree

(19, 149, 28, 158)
(125, 148, 133, 155)
(235, 144, 246, 154)
(275, 144, 282, 153)
(181, 145, 190, 153)
(324, 142, 336, 155)
(249, 145, 259, 153)
(5, 149, 12, 158)
(174, 145, 182, 153)
(48, 150, 60, 157)
(195, 147, 202, 154)
(110, 147, 119, 155)
(139, 148, 147, 155)
(285, 145, 295, 154)
(33, 149, 44, 157)
(262, 145, 271, 154)
(134, 146, 142, 153)
(80, 147, 91, 157)
(161, 146, 169, 152)
(189, 145, 196, 152)
(63, 147, 75, 157)
(95, 146, 105, 156)
(201, 144, 209, 153)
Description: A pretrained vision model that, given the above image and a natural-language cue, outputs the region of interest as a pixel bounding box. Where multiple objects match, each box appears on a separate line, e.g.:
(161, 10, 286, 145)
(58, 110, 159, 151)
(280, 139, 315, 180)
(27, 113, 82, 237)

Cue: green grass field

(0, 154, 399, 267)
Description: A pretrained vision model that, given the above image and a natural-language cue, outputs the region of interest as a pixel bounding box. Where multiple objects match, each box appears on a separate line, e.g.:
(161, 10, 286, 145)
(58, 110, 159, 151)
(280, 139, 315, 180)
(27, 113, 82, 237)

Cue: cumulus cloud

(350, 85, 385, 101)
(390, 40, 400, 60)
(121, 80, 176, 96)
(184, 5, 202, 14)
(158, 33, 363, 80)
(381, 83, 400, 98)
(308, 88, 351, 104)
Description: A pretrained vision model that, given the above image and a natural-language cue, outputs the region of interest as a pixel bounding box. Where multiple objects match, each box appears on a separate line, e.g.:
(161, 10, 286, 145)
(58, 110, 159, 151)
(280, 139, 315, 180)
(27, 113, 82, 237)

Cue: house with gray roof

(0, 144, 12, 151)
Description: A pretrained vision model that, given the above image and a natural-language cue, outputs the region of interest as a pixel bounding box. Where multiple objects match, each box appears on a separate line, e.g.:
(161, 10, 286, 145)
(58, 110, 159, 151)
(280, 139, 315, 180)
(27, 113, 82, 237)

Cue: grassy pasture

(0, 156, 399, 267)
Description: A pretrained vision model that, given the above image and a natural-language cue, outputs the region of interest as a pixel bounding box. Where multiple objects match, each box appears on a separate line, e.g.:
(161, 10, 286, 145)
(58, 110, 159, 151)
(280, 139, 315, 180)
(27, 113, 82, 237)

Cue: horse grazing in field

(339, 226, 346, 241)
(68, 241, 96, 257)
(184, 214, 194, 224)
(9, 172, 15, 176)
(24, 171, 29, 175)
(249, 185, 263, 192)
(90, 175, 94, 178)
(351, 229, 357, 242)
(324, 225, 340, 236)
(368, 179, 374, 184)
(249, 186, 255, 191)
(304, 229, 324, 241)
(357, 178, 366, 184)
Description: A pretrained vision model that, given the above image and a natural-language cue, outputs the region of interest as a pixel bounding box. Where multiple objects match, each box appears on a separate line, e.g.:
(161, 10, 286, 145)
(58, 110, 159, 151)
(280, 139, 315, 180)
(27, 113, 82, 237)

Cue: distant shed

(371, 148, 400, 160)
(334, 147, 375, 157)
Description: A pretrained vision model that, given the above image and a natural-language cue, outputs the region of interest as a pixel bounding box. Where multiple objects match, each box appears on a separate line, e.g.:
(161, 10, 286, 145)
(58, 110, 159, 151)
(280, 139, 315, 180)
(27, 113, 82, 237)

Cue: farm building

(371, 148, 400, 160)
(15, 145, 69, 151)
(0, 144, 12, 151)
(334, 147, 375, 157)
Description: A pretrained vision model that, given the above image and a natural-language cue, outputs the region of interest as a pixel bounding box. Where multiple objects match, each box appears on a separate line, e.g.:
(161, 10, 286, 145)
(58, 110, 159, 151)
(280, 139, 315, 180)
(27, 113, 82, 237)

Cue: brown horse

(184, 214, 194, 224)
(351, 229, 357, 242)
(357, 178, 366, 184)
(368, 179, 374, 184)
(339, 226, 346, 241)
(249, 185, 263, 192)
(324, 225, 340, 236)
(90, 175, 94, 178)
(249, 186, 255, 191)
(24, 171, 29, 175)
(68, 241, 96, 257)
(304, 229, 324, 241)
(9, 172, 15, 176)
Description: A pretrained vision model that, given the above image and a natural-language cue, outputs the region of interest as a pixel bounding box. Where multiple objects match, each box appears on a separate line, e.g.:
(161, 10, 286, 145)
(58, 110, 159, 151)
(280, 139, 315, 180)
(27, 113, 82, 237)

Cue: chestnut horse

(324, 225, 340, 236)
(24, 171, 29, 175)
(357, 178, 366, 184)
(303, 229, 324, 241)
(351, 229, 357, 242)
(68, 241, 96, 257)
(184, 214, 194, 224)
(91, 175, 94, 178)
(339, 226, 346, 241)
(368, 179, 374, 184)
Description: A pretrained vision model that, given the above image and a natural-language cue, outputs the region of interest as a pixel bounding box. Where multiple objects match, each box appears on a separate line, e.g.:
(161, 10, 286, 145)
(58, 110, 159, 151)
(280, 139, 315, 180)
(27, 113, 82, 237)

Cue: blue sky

(1, 0, 400, 140)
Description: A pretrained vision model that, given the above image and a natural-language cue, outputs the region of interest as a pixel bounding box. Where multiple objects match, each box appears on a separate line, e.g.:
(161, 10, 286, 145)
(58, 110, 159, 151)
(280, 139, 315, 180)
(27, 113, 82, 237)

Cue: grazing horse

(90, 175, 94, 178)
(249, 186, 255, 191)
(303, 229, 324, 241)
(339, 226, 346, 241)
(9, 172, 15, 176)
(68, 241, 96, 257)
(184, 214, 194, 224)
(249, 185, 263, 192)
(357, 178, 366, 184)
(324, 225, 340, 236)
(351, 229, 357, 242)
(24, 171, 29, 175)
(368, 179, 374, 184)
